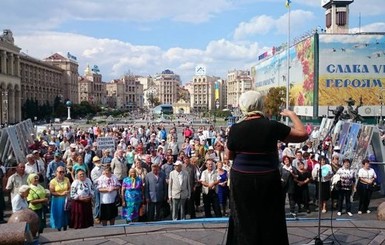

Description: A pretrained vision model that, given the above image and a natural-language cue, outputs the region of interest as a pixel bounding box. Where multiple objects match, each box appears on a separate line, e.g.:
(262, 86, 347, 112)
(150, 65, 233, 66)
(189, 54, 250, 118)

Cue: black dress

(226, 117, 291, 245)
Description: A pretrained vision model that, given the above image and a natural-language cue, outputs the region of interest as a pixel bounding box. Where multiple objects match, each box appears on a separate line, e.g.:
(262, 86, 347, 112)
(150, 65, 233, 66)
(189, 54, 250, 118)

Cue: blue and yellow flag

(285, 0, 291, 8)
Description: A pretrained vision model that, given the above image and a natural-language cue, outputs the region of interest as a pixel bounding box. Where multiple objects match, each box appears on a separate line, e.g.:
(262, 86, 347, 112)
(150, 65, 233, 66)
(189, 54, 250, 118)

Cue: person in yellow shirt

(27, 173, 49, 235)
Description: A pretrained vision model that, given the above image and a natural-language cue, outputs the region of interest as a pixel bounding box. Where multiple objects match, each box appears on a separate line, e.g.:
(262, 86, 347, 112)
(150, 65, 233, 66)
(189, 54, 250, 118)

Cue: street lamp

(66, 100, 72, 120)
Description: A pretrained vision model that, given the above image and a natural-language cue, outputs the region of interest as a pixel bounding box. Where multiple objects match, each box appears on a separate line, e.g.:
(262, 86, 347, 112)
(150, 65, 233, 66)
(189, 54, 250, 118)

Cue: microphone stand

(312, 110, 343, 245)
(313, 167, 334, 245)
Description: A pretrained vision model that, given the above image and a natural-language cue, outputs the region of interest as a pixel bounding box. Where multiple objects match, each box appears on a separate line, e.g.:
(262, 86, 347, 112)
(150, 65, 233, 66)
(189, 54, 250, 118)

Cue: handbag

(370, 182, 381, 192)
(115, 194, 122, 207)
(64, 196, 72, 211)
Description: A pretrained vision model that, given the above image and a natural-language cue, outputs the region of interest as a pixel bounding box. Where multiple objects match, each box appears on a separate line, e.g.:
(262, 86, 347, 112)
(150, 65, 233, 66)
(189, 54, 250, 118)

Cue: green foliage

(147, 94, 161, 107)
(264, 87, 286, 119)
(71, 101, 101, 118)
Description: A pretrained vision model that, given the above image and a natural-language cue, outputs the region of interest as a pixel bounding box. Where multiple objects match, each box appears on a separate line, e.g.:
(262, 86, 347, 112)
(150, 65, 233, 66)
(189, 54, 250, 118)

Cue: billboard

(318, 33, 385, 117)
(252, 36, 315, 117)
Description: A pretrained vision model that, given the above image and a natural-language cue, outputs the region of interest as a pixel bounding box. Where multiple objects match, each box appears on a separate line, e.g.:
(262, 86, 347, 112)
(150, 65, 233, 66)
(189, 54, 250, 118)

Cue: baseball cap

(174, 160, 183, 166)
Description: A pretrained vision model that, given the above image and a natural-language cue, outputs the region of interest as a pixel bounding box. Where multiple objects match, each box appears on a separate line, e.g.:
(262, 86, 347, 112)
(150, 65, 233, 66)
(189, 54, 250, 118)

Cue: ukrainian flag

(285, 0, 291, 8)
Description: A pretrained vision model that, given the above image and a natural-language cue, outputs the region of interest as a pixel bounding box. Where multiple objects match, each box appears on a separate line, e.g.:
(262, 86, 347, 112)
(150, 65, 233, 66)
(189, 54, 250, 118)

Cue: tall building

(0, 29, 21, 124)
(322, 0, 354, 34)
(78, 65, 106, 105)
(226, 70, 253, 108)
(191, 74, 220, 112)
(43, 53, 79, 103)
(20, 53, 64, 118)
(105, 75, 143, 111)
(153, 69, 181, 104)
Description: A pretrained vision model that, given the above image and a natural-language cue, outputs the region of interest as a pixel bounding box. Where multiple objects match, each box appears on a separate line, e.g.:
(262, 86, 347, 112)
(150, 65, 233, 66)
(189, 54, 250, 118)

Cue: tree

(148, 94, 161, 107)
(264, 87, 286, 119)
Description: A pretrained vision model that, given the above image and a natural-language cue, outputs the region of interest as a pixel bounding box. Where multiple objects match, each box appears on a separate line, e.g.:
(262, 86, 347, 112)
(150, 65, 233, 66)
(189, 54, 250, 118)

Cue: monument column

(1, 50, 6, 74)
(9, 53, 14, 76)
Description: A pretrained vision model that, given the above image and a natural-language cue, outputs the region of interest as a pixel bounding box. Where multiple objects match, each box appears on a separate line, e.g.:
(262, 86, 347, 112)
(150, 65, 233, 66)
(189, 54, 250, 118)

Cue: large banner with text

(318, 33, 385, 117)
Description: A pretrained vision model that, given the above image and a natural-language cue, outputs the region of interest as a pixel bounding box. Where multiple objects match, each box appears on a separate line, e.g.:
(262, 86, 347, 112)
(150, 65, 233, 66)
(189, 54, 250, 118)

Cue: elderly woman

(280, 156, 299, 215)
(216, 161, 229, 216)
(133, 158, 147, 181)
(11, 185, 30, 213)
(70, 169, 94, 229)
(312, 156, 333, 213)
(49, 166, 70, 231)
(226, 91, 308, 245)
(357, 159, 377, 214)
(121, 168, 143, 223)
(71, 154, 89, 180)
(27, 173, 49, 234)
(97, 166, 121, 226)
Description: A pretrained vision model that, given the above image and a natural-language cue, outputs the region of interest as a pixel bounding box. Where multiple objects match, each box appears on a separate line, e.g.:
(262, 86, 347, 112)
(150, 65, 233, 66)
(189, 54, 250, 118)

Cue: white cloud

(0, 0, 234, 32)
(14, 31, 260, 83)
(234, 15, 276, 39)
(350, 22, 385, 33)
(233, 10, 315, 40)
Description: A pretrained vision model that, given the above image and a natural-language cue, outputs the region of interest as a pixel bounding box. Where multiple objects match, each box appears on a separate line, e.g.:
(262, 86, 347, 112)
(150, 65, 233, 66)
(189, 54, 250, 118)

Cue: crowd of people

(0, 123, 231, 235)
(278, 135, 378, 217)
(0, 111, 380, 244)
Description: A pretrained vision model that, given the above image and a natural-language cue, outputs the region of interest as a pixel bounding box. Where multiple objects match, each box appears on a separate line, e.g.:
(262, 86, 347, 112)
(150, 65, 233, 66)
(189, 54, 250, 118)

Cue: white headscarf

(238, 91, 265, 122)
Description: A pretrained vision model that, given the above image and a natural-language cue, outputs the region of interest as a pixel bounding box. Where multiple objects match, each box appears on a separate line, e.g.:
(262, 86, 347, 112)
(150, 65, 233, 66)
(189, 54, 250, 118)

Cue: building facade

(43, 53, 79, 103)
(105, 75, 144, 110)
(153, 69, 181, 105)
(78, 65, 106, 105)
(19, 53, 64, 118)
(191, 74, 220, 113)
(226, 70, 253, 108)
(0, 29, 22, 124)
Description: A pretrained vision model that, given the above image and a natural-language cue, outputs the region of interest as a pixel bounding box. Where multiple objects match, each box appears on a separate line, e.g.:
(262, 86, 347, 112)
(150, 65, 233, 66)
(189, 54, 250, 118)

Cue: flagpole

(285, 3, 291, 125)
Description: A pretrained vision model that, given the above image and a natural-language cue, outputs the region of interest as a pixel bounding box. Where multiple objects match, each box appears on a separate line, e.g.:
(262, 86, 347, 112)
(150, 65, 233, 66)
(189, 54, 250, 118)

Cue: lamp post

(66, 100, 72, 120)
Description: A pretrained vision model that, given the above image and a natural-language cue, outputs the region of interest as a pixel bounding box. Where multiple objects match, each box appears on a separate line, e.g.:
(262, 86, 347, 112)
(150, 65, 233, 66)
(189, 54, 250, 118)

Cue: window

(326, 13, 331, 28)
(336, 11, 346, 26)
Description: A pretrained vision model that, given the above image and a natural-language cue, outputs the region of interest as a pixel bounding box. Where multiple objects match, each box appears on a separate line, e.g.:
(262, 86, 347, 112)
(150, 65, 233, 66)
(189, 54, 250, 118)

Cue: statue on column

(0, 29, 15, 44)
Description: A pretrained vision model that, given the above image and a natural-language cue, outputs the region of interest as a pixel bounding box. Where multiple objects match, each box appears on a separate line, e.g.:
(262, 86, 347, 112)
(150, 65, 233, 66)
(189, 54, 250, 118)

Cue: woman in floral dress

(121, 168, 143, 223)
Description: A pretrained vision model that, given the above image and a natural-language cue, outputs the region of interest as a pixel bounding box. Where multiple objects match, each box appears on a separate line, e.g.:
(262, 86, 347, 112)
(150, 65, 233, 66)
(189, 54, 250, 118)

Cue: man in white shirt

(200, 159, 222, 218)
(168, 161, 191, 220)
(25, 153, 45, 184)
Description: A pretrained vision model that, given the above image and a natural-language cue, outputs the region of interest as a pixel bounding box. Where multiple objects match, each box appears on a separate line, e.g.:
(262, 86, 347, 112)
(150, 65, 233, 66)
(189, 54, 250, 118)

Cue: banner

(96, 137, 115, 150)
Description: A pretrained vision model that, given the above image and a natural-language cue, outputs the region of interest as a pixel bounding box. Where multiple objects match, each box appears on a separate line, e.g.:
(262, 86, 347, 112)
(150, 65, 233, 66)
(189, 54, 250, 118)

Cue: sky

(1, 0, 384, 84)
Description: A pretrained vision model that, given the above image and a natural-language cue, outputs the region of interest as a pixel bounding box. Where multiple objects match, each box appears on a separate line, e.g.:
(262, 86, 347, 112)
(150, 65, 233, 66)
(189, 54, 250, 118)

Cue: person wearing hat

(90, 156, 103, 224)
(225, 90, 308, 245)
(25, 154, 45, 184)
(205, 146, 218, 162)
(168, 160, 191, 220)
(27, 173, 49, 234)
(62, 143, 78, 162)
(46, 152, 66, 182)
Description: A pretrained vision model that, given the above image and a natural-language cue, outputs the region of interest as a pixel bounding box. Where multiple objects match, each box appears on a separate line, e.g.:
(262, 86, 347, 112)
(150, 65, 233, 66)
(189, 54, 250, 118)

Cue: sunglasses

(58, 171, 65, 174)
